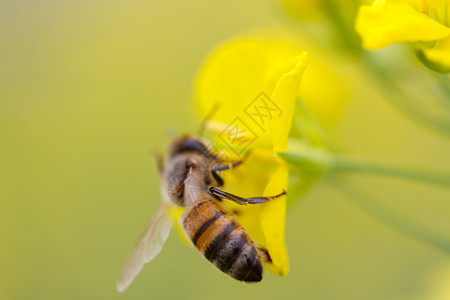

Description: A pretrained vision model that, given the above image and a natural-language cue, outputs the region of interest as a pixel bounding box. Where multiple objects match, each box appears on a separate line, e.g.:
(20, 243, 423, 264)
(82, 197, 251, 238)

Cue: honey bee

(117, 136, 286, 292)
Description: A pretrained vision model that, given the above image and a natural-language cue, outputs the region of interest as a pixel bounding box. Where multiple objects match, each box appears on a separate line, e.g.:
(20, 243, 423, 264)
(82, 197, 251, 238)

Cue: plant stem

(332, 178, 450, 253)
(332, 155, 450, 187)
(281, 142, 450, 187)
(321, 0, 362, 54)
(362, 52, 450, 136)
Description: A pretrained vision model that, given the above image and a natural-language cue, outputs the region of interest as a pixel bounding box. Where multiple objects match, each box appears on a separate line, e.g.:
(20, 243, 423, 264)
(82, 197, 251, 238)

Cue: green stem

(332, 155, 450, 187)
(280, 144, 450, 187)
(435, 73, 450, 100)
(331, 178, 450, 253)
(363, 53, 450, 136)
(321, 0, 362, 54)
(295, 97, 328, 147)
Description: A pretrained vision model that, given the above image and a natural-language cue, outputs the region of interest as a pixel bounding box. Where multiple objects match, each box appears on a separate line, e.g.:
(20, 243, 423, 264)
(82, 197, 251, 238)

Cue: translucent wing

(117, 202, 173, 292)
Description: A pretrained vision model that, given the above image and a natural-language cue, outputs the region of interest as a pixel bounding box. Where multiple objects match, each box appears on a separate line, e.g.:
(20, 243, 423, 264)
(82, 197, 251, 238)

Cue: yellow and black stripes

(182, 198, 263, 282)
(204, 222, 237, 260)
(191, 210, 224, 246)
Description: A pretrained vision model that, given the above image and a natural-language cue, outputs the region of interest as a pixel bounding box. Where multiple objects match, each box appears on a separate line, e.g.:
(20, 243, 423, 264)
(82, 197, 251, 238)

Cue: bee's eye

(186, 161, 195, 170)
(167, 173, 186, 206)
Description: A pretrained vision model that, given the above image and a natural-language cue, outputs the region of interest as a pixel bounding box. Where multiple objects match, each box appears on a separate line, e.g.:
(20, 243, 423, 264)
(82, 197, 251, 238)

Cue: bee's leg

(212, 160, 244, 173)
(211, 160, 243, 186)
(197, 101, 221, 137)
(211, 152, 252, 186)
(209, 187, 286, 205)
(257, 247, 272, 263)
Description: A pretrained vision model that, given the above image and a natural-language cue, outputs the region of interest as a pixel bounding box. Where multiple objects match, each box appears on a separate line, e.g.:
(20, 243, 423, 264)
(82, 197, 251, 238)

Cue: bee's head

(169, 136, 215, 159)
(164, 154, 209, 207)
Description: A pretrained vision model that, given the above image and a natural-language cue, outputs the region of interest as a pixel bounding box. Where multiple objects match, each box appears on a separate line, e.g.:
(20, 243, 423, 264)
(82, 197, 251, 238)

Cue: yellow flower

(194, 38, 309, 276)
(355, 0, 450, 73)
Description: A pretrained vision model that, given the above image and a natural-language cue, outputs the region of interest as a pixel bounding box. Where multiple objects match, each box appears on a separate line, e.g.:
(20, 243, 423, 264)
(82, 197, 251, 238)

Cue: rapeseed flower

(355, 0, 450, 73)
(193, 39, 309, 276)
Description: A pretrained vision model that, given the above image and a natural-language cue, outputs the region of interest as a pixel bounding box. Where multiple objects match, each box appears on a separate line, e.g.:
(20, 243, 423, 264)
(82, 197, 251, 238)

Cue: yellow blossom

(355, 0, 450, 73)
(193, 38, 309, 276)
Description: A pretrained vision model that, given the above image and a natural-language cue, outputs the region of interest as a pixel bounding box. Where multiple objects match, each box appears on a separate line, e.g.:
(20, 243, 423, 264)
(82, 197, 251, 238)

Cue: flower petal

(212, 150, 290, 278)
(269, 52, 309, 153)
(355, 0, 450, 49)
(195, 39, 268, 125)
(260, 162, 290, 276)
(219, 152, 281, 245)
(422, 36, 450, 73)
(171, 206, 192, 245)
(196, 39, 309, 153)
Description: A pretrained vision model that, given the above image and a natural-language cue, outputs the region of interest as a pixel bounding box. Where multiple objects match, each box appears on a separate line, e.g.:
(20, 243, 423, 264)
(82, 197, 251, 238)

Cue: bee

(117, 136, 286, 292)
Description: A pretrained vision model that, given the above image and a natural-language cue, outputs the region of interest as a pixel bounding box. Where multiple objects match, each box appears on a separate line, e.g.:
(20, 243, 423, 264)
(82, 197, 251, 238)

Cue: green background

(1, 1, 449, 299)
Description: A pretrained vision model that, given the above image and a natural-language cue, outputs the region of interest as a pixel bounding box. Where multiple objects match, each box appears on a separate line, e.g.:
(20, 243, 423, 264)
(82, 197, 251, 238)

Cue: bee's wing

(117, 202, 173, 292)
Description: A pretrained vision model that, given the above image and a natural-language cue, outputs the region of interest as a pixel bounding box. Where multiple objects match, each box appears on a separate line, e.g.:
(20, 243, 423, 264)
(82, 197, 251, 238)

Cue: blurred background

(1, 0, 449, 299)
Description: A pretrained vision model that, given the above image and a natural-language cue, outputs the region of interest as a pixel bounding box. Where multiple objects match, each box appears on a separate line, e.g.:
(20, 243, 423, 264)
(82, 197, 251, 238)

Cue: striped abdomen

(182, 198, 262, 282)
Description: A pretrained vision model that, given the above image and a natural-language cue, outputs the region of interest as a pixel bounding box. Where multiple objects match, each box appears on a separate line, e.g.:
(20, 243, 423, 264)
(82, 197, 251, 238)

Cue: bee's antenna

(149, 148, 164, 175)
(197, 101, 221, 137)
